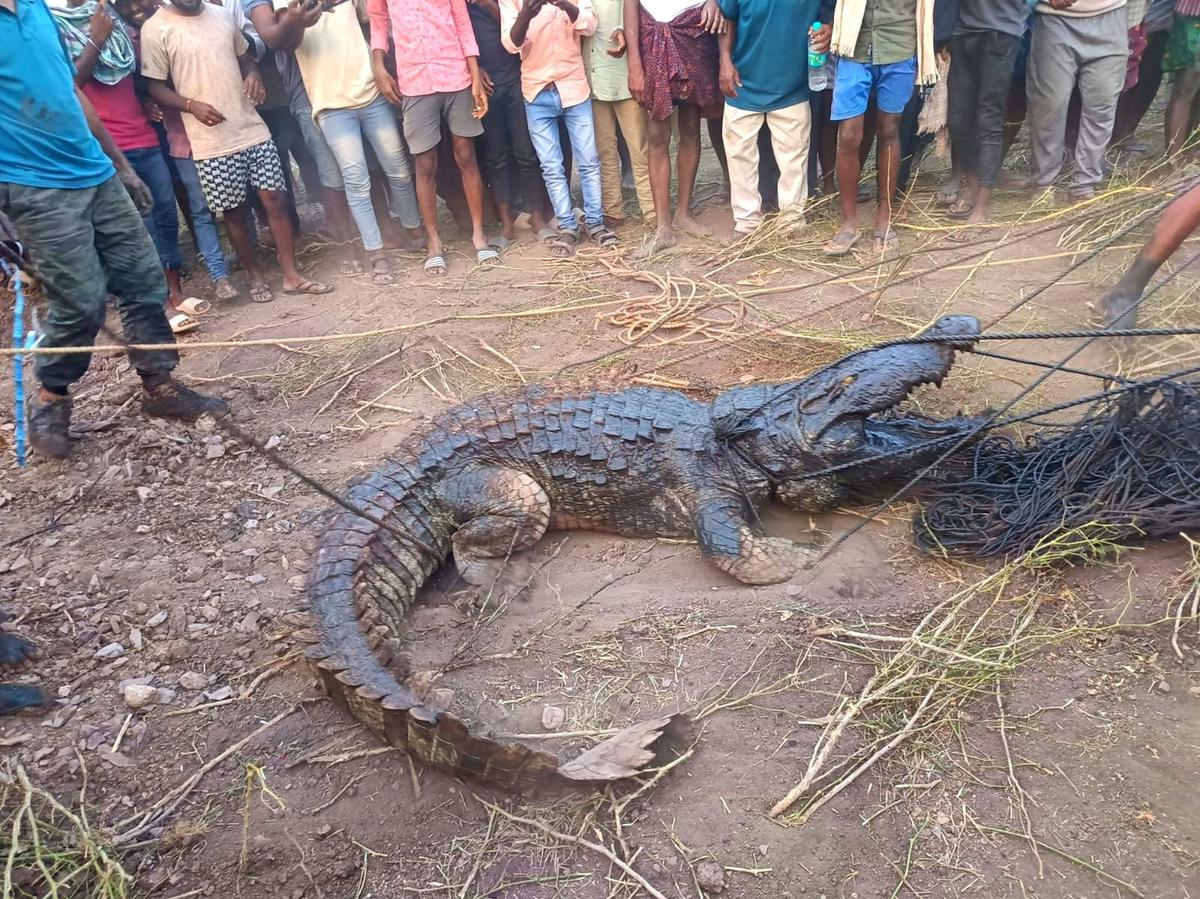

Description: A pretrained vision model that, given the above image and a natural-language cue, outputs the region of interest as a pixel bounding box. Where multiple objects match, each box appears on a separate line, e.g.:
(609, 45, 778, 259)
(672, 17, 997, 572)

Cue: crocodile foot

(711, 537, 818, 586)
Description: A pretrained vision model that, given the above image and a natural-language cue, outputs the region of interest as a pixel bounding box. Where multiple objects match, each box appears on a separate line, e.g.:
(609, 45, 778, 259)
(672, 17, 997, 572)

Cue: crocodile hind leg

(692, 494, 817, 585)
(436, 466, 551, 593)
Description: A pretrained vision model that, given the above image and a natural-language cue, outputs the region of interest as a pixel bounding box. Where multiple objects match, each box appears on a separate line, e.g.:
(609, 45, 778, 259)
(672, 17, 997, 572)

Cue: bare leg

(257, 188, 307, 289)
(874, 111, 903, 237)
(1166, 68, 1200, 165)
(164, 267, 185, 309)
(451, 135, 490, 251)
(221, 203, 266, 287)
(413, 148, 443, 264)
(636, 116, 678, 258)
(674, 103, 710, 236)
(707, 116, 730, 197)
(826, 114, 865, 252)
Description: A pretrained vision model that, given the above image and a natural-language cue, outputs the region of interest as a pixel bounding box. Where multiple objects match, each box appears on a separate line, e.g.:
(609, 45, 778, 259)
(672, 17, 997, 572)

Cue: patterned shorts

(194, 139, 287, 212)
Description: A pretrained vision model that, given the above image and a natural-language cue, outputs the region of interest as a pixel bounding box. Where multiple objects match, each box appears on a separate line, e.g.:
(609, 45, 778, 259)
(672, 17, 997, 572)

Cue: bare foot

(633, 226, 677, 260)
(673, 212, 711, 238)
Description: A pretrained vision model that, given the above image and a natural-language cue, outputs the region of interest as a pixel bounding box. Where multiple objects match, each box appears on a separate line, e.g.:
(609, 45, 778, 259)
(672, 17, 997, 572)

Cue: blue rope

(3, 260, 27, 466)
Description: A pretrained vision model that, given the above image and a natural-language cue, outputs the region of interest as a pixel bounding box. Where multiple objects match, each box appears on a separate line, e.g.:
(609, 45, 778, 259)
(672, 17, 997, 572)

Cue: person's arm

(74, 85, 153, 213)
(368, 0, 404, 102)
(717, 19, 739, 98)
(246, 2, 314, 52)
(448, 0, 488, 116)
(623, 0, 644, 104)
(72, 4, 115, 85)
(556, 0, 596, 33)
(1101, 183, 1200, 328)
(144, 76, 227, 125)
(507, 0, 547, 49)
(236, 49, 266, 105)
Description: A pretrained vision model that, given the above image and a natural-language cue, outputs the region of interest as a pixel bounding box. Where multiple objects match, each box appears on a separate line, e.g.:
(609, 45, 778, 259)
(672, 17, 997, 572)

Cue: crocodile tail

(300, 461, 564, 792)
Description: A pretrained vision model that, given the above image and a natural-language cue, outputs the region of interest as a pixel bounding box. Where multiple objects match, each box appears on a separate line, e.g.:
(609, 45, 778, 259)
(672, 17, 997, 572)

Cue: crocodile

(298, 315, 983, 791)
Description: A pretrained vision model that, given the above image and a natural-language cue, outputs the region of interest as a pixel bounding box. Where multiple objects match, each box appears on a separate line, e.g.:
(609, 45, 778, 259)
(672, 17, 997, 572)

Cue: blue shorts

(830, 56, 918, 121)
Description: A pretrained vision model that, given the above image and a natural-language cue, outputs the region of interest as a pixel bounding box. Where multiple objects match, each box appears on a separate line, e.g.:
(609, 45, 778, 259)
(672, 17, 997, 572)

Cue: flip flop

(169, 312, 200, 334)
(282, 279, 333, 295)
(341, 257, 364, 276)
(946, 198, 975, 219)
(175, 296, 211, 316)
(476, 248, 501, 265)
(823, 230, 859, 256)
(488, 236, 514, 250)
(424, 255, 448, 275)
(214, 279, 240, 301)
(248, 283, 275, 303)
(370, 255, 394, 285)
(536, 227, 558, 243)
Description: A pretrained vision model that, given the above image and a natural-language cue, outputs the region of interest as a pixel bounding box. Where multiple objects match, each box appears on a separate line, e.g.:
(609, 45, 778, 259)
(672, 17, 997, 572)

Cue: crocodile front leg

(436, 466, 551, 588)
(691, 493, 815, 585)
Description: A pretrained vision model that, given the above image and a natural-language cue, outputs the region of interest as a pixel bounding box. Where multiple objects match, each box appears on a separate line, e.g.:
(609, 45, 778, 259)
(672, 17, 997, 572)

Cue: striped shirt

(1176, 0, 1200, 14)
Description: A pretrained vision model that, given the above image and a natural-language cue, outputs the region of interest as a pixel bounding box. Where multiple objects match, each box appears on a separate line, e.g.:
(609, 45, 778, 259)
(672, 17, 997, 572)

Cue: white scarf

(831, 0, 938, 86)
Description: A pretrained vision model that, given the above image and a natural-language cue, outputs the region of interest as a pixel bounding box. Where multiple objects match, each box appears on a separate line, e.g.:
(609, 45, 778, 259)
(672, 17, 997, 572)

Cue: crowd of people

(3, 0, 1200, 460)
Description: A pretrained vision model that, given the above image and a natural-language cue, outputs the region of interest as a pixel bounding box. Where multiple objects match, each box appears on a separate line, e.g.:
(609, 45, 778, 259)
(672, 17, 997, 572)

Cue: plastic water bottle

(808, 22, 830, 92)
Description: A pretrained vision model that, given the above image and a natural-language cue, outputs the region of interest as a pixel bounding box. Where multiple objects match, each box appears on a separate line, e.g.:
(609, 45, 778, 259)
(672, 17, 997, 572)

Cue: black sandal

(370, 255, 394, 285)
(549, 229, 579, 258)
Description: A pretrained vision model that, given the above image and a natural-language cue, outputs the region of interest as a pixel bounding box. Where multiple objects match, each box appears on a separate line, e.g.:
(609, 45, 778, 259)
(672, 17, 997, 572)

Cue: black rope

(806, 245, 1200, 567)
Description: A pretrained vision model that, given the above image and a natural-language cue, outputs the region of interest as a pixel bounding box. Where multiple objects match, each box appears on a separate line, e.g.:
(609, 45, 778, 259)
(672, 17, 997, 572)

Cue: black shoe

(27, 393, 73, 459)
(142, 378, 229, 421)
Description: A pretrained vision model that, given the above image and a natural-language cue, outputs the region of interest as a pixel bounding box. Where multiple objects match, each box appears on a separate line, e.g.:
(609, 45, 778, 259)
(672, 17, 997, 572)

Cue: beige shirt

(140, 3, 270, 160)
(276, 0, 378, 119)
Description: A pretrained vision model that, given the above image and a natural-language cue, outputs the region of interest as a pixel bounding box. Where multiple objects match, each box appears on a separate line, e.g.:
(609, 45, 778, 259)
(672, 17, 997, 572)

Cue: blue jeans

(171, 154, 230, 281)
(125, 146, 181, 271)
(524, 85, 602, 231)
(317, 96, 421, 251)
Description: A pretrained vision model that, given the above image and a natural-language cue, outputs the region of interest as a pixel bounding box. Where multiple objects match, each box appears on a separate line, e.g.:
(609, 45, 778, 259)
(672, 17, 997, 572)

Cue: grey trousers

(0, 175, 177, 391)
(1027, 9, 1128, 189)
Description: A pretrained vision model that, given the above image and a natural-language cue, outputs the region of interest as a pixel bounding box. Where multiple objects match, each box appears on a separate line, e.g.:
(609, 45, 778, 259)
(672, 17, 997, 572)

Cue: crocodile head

(713, 315, 985, 507)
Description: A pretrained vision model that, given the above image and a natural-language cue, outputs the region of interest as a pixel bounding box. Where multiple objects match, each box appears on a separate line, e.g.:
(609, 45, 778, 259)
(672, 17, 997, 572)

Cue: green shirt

(584, 0, 631, 102)
(850, 0, 918, 65)
(717, 0, 820, 112)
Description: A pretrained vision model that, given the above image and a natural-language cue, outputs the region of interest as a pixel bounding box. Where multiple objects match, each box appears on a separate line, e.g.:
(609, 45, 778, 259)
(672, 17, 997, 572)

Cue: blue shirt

(0, 0, 114, 189)
(717, 0, 822, 112)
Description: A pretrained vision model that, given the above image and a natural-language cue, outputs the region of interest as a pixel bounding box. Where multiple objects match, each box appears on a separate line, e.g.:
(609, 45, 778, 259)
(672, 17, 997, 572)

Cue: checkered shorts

(194, 139, 288, 212)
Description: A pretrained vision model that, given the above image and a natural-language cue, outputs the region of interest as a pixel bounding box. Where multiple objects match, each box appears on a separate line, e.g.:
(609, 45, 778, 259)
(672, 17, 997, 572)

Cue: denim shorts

(831, 55, 918, 120)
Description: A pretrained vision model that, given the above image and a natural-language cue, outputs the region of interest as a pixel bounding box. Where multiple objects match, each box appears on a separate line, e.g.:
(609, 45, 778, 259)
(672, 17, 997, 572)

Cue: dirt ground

(3, 134, 1200, 899)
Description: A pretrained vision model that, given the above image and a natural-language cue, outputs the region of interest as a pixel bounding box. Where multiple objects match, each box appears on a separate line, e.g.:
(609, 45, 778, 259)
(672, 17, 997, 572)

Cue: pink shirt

(82, 76, 159, 153)
(367, 0, 480, 97)
(500, 0, 597, 107)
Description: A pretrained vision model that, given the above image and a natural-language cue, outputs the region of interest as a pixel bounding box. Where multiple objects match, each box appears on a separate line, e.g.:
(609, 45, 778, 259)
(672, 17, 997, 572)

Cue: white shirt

(639, 0, 704, 23)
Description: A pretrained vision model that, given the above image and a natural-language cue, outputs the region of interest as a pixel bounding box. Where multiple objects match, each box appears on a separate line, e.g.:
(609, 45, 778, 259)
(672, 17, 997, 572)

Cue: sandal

(548, 229, 579, 258)
(488, 236, 514, 251)
(175, 296, 211, 316)
(169, 312, 200, 334)
(248, 283, 275, 304)
(341, 257, 364, 276)
(214, 278, 240, 302)
(282, 279, 333, 295)
(476, 247, 501, 265)
(946, 198, 975, 219)
(587, 223, 619, 248)
(873, 229, 900, 254)
(424, 255, 448, 275)
(823, 230, 859, 256)
(536, 227, 558, 243)
(370, 255, 394, 285)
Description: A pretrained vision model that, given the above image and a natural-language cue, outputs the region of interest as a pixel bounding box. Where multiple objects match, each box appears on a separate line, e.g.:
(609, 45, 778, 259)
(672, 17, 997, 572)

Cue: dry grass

(1, 761, 133, 899)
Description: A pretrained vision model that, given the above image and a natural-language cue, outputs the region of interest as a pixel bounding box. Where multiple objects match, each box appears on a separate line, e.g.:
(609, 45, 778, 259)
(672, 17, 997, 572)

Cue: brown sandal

(549, 229, 579, 258)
